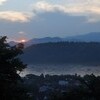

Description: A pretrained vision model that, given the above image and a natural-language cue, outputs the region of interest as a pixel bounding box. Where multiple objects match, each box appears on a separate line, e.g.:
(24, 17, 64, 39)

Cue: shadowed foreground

(1, 36, 100, 100)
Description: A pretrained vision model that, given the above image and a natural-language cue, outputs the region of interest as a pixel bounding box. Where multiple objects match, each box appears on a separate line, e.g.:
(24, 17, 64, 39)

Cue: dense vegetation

(23, 73, 100, 100)
(21, 42, 100, 65)
(0, 36, 29, 100)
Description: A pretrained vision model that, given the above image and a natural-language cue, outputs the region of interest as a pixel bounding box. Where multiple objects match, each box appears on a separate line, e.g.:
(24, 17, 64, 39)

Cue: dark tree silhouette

(0, 36, 27, 100)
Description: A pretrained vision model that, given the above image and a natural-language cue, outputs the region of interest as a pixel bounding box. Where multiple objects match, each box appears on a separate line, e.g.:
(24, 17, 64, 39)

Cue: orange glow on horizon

(20, 39, 26, 43)
(17, 39, 26, 43)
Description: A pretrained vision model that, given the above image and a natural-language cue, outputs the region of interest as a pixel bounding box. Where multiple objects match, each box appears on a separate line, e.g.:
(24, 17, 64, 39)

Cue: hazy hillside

(26, 32, 100, 45)
(25, 37, 62, 47)
(9, 32, 100, 47)
(9, 41, 17, 46)
(20, 42, 100, 65)
(25, 32, 100, 46)
(66, 32, 100, 42)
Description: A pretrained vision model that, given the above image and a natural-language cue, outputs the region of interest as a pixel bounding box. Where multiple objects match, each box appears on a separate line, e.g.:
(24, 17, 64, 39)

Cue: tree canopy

(0, 36, 27, 100)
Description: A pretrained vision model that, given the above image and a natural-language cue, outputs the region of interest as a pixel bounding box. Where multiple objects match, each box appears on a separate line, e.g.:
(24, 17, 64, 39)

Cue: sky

(0, 0, 100, 41)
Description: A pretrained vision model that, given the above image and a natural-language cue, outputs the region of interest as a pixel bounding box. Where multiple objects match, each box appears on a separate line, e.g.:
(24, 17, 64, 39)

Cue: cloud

(0, 0, 7, 5)
(18, 31, 26, 34)
(0, 11, 33, 22)
(32, 0, 100, 22)
(1, 0, 100, 23)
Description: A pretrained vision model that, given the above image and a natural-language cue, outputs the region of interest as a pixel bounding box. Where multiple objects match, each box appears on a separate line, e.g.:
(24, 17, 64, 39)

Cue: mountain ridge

(9, 32, 100, 47)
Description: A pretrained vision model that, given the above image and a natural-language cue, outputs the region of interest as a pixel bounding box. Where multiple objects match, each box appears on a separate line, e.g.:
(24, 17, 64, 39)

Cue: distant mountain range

(66, 32, 100, 42)
(25, 37, 62, 47)
(9, 32, 100, 47)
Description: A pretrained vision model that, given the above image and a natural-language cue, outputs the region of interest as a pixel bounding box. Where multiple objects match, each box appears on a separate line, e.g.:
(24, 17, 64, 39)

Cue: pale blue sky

(0, 0, 100, 41)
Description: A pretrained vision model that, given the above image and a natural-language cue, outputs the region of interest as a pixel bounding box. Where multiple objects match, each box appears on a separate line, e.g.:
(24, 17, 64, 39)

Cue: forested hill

(21, 42, 100, 65)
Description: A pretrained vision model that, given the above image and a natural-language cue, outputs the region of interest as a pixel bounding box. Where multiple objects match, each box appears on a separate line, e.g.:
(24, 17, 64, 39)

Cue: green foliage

(0, 36, 28, 100)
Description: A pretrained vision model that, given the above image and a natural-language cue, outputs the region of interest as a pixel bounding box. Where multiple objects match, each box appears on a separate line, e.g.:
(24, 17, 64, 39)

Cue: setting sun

(21, 39, 26, 43)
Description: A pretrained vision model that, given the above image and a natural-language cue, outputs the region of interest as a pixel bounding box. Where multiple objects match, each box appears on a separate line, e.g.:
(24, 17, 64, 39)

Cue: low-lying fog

(20, 64, 100, 76)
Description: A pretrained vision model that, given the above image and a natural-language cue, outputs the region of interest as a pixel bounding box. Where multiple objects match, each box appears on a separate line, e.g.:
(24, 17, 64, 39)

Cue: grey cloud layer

(0, 0, 100, 22)
(32, 0, 100, 22)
